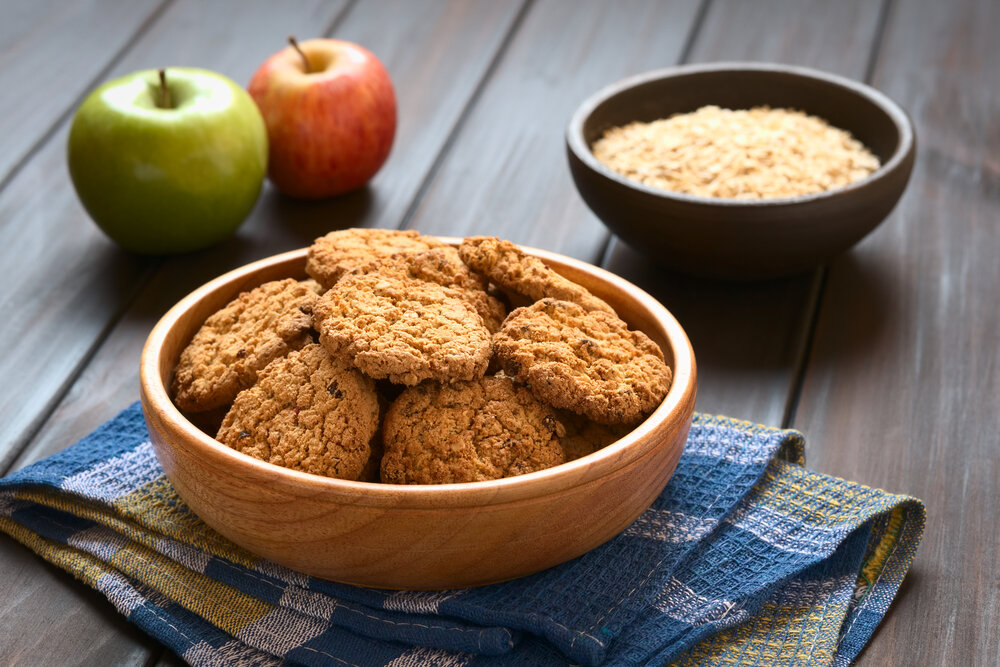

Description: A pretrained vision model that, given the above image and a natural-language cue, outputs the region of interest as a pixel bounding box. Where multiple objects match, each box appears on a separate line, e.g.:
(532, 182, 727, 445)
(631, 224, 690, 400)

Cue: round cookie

(347, 247, 507, 332)
(217, 344, 380, 480)
(494, 298, 672, 424)
(315, 271, 491, 385)
(458, 236, 615, 315)
(172, 278, 318, 412)
(306, 228, 446, 289)
(381, 376, 566, 484)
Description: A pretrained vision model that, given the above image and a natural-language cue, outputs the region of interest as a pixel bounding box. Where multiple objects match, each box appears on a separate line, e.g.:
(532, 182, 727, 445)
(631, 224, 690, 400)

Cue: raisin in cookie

(347, 247, 506, 332)
(173, 279, 317, 412)
(381, 376, 566, 484)
(217, 344, 380, 480)
(494, 298, 671, 424)
(306, 228, 446, 289)
(315, 271, 491, 385)
(458, 236, 615, 315)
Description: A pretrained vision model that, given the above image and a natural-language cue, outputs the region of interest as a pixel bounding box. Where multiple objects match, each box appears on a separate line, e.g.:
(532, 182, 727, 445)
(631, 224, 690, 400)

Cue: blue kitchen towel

(0, 403, 923, 666)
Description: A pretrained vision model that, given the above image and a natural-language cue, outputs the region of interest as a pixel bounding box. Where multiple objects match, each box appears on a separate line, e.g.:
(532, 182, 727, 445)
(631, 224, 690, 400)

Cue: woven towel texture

(0, 403, 923, 666)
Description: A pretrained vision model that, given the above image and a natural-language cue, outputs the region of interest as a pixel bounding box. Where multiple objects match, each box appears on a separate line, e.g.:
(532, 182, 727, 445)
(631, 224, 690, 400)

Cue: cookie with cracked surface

(172, 279, 318, 412)
(315, 271, 491, 385)
(347, 247, 506, 332)
(458, 236, 615, 315)
(557, 410, 633, 461)
(494, 298, 671, 424)
(306, 228, 447, 289)
(217, 344, 380, 480)
(381, 376, 566, 484)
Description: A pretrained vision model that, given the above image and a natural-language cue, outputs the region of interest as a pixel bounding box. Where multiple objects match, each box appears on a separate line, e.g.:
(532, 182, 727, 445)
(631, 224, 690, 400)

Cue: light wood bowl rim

(139, 238, 696, 508)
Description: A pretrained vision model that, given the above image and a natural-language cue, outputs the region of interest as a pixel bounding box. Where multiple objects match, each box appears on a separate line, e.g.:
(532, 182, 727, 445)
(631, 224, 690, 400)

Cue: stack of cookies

(172, 230, 672, 485)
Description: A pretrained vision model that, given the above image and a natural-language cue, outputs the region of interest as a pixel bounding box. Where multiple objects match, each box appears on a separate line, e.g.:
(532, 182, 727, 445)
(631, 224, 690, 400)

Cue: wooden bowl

(139, 241, 696, 589)
(567, 62, 916, 279)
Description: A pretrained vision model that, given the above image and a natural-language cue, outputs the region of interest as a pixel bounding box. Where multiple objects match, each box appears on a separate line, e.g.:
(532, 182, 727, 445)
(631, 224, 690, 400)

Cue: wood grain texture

(0, 540, 153, 665)
(199, 0, 528, 258)
(0, 0, 166, 186)
(688, 0, 883, 74)
(793, 0, 1000, 664)
(405, 0, 703, 261)
(12, 0, 527, 471)
(154, 651, 187, 667)
(603, 0, 886, 424)
(0, 0, 351, 474)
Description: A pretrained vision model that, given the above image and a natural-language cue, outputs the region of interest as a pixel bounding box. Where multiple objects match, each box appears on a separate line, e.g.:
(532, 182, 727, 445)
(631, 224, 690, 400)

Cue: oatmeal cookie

(557, 410, 633, 461)
(217, 344, 380, 480)
(172, 279, 318, 412)
(494, 298, 671, 424)
(315, 271, 491, 385)
(347, 247, 506, 332)
(381, 376, 566, 484)
(306, 228, 446, 289)
(458, 236, 615, 315)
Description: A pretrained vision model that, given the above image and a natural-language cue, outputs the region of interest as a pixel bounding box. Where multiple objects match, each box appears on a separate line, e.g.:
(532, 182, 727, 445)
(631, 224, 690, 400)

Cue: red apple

(248, 38, 396, 199)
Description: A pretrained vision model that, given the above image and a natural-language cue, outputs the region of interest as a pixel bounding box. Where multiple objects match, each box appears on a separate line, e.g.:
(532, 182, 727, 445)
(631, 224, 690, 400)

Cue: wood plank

(333, 0, 534, 233)
(793, 0, 1000, 664)
(0, 0, 352, 473)
(2, 2, 526, 664)
(0, 541, 153, 666)
(405, 0, 703, 262)
(12, 0, 528, 471)
(687, 0, 883, 71)
(0, 0, 166, 186)
(0, 2, 355, 664)
(155, 651, 187, 667)
(215, 0, 530, 258)
(603, 0, 885, 425)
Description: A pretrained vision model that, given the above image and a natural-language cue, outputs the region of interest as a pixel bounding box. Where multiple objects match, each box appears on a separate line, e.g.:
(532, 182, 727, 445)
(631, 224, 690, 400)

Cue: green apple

(68, 67, 267, 254)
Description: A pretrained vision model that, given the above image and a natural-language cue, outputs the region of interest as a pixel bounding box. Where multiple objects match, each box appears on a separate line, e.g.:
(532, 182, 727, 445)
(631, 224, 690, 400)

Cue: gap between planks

(0, 0, 366, 480)
(0, 0, 181, 476)
(40, 0, 358, 667)
(781, 0, 894, 430)
(397, 0, 535, 234)
(0, 0, 175, 199)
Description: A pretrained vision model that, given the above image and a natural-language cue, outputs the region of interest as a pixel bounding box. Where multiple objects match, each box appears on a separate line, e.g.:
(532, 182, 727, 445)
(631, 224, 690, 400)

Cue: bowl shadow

(604, 238, 891, 420)
(253, 183, 375, 247)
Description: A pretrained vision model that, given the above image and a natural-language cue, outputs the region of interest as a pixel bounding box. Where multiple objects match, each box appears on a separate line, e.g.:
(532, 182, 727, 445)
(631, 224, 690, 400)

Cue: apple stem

(287, 36, 310, 73)
(158, 68, 172, 109)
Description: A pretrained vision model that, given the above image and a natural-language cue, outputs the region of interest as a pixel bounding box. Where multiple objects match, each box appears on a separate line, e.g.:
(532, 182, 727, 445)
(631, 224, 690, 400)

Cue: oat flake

(591, 105, 880, 199)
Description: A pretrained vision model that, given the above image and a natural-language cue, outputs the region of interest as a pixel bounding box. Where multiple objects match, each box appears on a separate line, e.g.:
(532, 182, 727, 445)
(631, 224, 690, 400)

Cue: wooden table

(1, 1, 996, 664)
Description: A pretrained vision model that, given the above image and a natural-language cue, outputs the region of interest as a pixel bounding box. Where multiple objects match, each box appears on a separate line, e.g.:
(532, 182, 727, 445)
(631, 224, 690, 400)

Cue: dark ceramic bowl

(567, 62, 916, 279)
